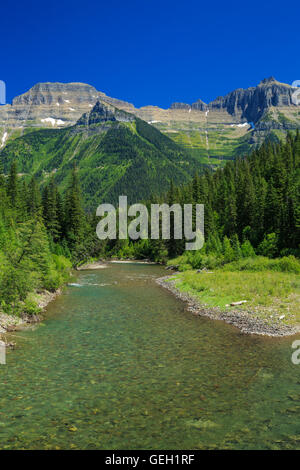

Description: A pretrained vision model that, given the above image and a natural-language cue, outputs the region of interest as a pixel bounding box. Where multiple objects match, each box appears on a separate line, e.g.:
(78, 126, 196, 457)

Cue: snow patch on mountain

(41, 118, 65, 126)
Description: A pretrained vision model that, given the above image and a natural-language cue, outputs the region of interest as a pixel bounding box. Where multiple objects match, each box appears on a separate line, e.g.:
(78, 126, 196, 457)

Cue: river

(0, 263, 299, 449)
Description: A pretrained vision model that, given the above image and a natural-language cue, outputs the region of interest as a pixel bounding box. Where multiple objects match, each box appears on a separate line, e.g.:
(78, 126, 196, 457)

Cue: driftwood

(197, 269, 214, 274)
(230, 300, 248, 306)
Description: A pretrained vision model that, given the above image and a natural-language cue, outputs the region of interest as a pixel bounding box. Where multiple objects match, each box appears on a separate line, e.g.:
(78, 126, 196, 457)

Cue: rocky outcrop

(168, 77, 298, 124)
(191, 99, 208, 111)
(0, 82, 135, 135)
(170, 102, 191, 110)
(208, 77, 296, 123)
(170, 99, 208, 111)
(76, 101, 135, 128)
(12, 82, 97, 107)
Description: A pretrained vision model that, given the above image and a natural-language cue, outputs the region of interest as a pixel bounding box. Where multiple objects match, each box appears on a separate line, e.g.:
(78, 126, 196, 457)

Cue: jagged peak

(170, 102, 191, 110)
(169, 99, 208, 111)
(258, 76, 288, 87)
(76, 100, 134, 126)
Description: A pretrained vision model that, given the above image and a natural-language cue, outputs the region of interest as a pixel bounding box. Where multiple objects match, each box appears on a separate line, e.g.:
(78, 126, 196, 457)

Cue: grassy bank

(163, 256, 300, 332)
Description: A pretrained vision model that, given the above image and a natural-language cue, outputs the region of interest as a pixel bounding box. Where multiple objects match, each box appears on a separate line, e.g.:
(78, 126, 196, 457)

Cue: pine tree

(7, 160, 18, 208)
(42, 180, 61, 242)
(64, 165, 84, 246)
(28, 177, 42, 216)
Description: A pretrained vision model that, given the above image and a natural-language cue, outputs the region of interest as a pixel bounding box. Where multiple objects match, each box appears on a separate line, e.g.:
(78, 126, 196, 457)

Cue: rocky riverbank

(157, 275, 300, 337)
(77, 259, 157, 270)
(76, 261, 108, 270)
(0, 288, 62, 340)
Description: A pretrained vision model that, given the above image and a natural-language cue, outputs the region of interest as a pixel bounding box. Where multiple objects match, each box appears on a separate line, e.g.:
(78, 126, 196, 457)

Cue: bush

(178, 263, 192, 272)
(275, 256, 300, 274)
(52, 254, 72, 275)
(223, 237, 235, 263)
(0, 266, 34, 314)
(224, 255, 300, 274)
(43, 269, 63, 292)
(23, 297, 42, 316)
(257, 233, 278, 258)
(168, 250, 223, 271)
(241, 240, 256, 258)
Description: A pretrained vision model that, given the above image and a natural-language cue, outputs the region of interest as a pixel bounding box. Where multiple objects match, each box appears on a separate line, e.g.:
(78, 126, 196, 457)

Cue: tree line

(0, 130, 299, 314)
(105, 131, 300, 264)
(0, 162, 101, 315)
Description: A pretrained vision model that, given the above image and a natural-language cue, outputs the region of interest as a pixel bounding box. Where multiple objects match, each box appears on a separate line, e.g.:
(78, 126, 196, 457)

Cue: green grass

(162, 125, 254, 167)
(166, 255, 300, 326)
(168, 268, 300, 326)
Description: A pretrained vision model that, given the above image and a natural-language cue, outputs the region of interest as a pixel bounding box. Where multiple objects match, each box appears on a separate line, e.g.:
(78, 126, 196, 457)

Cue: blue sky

(1, 0, 299, 108)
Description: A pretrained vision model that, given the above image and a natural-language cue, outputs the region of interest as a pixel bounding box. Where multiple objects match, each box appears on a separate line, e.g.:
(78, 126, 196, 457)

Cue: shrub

(241, 240, 256, 258)
(0, 266, 34, 314)
(257, 233, 278, 258)
(23, 297, 42, 316)
(224, 255, 300, 274)
(178, 263, 192, 272)
(43, 269, 62, 292)
(275, 256, 300, 274)
(223, 236, 235, 263)
(231, 234, 242, 260)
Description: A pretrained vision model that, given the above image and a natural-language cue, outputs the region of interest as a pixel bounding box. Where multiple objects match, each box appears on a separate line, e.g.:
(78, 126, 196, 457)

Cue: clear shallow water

(0, 263, 299, 450)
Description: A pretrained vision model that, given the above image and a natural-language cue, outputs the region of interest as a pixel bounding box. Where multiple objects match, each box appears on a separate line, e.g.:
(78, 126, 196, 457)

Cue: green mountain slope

(0, 102, 201, 208)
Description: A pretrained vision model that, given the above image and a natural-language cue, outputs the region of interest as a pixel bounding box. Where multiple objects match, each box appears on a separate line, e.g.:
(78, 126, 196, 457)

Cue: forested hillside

(0, 103, 200, 208)
(0, 128, 299, 318)
(106, 131, 300, 264)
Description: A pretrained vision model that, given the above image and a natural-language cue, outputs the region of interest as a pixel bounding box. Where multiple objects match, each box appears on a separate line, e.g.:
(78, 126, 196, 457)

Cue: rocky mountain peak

(0, 82, 136, 138)
(12, 82, 98, 107)
(259, 77, 277, 86)
(208, 77, 296, 123)
(170, 99, 208, 111)
(76, 101, 134, 127)
(170, 102, 191, 110)
(191, 99, 208, 111)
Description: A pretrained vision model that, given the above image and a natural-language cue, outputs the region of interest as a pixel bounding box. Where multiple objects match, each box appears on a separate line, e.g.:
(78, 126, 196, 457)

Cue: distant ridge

(1, 78, 299, 166)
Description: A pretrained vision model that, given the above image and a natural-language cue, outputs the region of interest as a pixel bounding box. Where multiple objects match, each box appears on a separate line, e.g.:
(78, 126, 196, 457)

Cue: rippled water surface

(0, 263, 299, 449)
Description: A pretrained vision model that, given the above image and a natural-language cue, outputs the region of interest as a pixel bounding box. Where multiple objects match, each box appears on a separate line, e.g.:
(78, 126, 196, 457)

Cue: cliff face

(12, 82, 97, 106)
(170, 100, 208, 111)
(0, 82, 134, 133)
(170, 102, 192, 110)
(208, 77, 295, 122)
(168, 78, 296, 123)
(191, 99, 208, 111)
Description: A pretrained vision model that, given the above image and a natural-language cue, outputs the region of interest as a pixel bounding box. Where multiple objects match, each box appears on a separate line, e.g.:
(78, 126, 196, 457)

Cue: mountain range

(0, 77, 299, 207)
(1, 77, 299, 161)
(0, 100, 200, 207)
